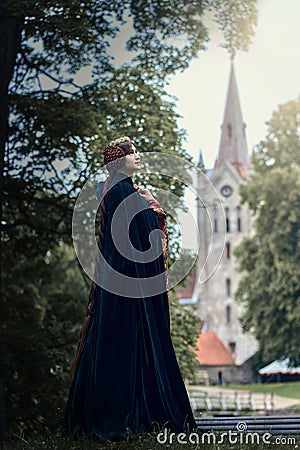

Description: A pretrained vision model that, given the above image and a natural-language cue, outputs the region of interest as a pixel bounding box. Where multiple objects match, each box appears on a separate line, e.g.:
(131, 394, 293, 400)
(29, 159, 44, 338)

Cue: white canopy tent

(259, 359, 300, 382)
(259, 359, 300, 375)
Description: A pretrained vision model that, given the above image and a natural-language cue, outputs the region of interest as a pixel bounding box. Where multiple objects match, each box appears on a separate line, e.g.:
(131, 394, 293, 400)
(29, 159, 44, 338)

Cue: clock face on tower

(220, 184, 233, 198)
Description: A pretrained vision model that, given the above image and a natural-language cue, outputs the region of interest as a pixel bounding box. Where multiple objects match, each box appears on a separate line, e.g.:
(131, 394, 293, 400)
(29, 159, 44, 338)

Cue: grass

(220, 381, 300, 400)
(1, 431, 299, 450)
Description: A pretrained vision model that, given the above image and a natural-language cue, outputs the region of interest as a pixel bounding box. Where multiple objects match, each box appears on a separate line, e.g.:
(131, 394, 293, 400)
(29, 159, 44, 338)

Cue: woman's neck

(117, 169, 133, 178)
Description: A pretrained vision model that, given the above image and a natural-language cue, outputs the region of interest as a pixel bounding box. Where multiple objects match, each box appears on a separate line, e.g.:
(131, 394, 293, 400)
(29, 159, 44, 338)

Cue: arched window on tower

(226, 305, 231, 324)
(213, 206, 218, 233)
(226, 278, 231, 297)
(237, 206, 242, 232)
(226, 242, 231, 259)
(228, 124, 232, 139)
(225, 207, 230, 233)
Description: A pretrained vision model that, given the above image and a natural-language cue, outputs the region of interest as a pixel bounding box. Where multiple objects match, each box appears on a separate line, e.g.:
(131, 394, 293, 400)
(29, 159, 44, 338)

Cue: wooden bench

(189, 390, 275, 413)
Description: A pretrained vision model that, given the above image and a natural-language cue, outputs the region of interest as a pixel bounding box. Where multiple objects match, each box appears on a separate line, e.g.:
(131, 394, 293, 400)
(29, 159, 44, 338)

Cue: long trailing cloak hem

(62, 172, 196, 439)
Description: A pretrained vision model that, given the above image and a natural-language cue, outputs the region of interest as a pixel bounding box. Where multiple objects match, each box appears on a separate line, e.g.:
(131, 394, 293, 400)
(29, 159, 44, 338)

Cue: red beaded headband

(103, 145, 125, 164)
(102, 145, 127, 173)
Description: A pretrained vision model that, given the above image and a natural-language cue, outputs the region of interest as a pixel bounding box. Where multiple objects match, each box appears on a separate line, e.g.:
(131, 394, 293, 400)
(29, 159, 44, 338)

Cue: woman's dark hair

(115, 140, 133, 156)
(98, 139, 134, 252)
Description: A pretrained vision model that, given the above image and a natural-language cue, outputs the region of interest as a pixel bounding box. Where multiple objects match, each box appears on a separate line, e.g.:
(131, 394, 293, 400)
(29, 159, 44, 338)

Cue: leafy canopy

(235, 96, 300, 364)
(7, 0, 258, 85)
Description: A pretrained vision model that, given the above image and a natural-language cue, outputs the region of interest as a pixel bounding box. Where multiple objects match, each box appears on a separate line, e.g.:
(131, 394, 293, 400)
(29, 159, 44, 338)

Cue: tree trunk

(0, 375, 5, 441)
(0, 0, 24, 259)
(0, 1, 24, 440)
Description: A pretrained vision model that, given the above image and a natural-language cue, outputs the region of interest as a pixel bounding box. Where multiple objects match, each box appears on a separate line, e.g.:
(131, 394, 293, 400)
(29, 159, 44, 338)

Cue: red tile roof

(193, 332, 234, 366)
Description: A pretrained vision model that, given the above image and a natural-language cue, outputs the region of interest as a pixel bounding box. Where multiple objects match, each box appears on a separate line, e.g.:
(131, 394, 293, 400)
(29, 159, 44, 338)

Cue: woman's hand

(134, 184, 155, 202)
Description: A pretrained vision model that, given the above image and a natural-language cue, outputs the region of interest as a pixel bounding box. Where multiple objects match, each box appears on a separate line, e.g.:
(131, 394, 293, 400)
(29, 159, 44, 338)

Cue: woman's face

(123, 144, 141, 174)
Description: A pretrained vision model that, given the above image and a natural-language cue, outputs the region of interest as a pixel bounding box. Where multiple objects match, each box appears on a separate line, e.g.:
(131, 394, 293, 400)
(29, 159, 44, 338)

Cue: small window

(226, 242, 230, 259)
(225, 207, 230, 233)
(213, 206, 218, 233)
(226, 305, 231, 324)
(226, 278, 231, 297)
(237, 206, 242, 232)
(229, 342, 236, 354)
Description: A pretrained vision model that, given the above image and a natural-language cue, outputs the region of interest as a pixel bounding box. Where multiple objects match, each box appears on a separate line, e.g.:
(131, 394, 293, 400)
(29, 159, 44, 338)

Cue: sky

(167, 0, 300, 168)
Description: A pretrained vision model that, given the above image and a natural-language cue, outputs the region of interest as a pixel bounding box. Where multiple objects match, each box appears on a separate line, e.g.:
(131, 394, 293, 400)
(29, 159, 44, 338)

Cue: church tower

(195, 62, 258, 366)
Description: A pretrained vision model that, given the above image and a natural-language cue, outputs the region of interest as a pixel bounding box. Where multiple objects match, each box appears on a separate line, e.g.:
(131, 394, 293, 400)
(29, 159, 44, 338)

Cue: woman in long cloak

(62, 137, 196, 439)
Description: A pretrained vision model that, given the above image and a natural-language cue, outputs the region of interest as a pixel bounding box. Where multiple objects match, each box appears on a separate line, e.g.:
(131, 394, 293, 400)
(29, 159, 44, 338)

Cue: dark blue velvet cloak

(62, 172, 195, 439)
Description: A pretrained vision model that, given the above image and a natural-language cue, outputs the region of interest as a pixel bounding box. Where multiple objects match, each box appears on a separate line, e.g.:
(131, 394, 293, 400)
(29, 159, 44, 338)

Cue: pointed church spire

(215, 62, 249, 179)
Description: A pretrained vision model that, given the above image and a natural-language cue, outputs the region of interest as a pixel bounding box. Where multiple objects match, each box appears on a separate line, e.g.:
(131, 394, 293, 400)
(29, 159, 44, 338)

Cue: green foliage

(1, 239, 88, 435)
(169, 290, 200, 384)
(208, 0, 258, 59)
(234, 96, 300, 364)
(6, 0, 258, 83)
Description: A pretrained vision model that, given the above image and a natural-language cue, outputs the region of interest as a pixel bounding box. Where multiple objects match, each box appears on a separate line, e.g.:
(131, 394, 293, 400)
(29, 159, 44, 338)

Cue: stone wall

(198, 361, 256, 386)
